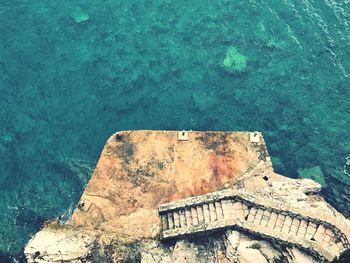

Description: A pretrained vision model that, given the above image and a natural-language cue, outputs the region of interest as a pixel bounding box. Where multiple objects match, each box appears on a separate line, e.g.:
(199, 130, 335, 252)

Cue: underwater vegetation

(0, 0, 349, 258)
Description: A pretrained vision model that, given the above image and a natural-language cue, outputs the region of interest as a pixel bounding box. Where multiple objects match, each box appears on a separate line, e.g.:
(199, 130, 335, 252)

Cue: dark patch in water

(15, 207, 47, 230)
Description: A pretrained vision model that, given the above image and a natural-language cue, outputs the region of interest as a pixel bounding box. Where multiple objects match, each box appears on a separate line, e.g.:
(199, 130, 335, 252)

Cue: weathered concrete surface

(69, 130, 272, 240)
(24, 130, 350, 263)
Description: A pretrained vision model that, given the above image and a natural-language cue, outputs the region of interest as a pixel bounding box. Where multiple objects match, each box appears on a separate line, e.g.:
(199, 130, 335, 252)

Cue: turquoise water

(0, 0, 349, 259)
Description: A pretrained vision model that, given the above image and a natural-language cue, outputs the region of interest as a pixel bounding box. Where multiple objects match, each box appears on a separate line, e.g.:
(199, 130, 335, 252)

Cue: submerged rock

(223, 46, 247, 73)
(72, 8, 89, 23)
(193, 92, 218, 112)
(298, 166, 327, 188)
(254, 21, 288, 50)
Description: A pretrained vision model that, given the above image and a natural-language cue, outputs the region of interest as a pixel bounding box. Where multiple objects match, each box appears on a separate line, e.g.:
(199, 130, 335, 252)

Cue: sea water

(0, 0, 349, 260)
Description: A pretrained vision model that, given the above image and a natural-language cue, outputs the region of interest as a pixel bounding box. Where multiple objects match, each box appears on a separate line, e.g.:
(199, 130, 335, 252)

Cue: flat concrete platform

(68, 130, 273, 240)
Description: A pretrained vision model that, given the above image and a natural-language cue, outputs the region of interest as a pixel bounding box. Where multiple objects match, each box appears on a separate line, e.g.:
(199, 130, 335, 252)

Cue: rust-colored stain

(209, 153, 236, 183)
(69, 130, 269, 240)
(194, 179, 213, 196)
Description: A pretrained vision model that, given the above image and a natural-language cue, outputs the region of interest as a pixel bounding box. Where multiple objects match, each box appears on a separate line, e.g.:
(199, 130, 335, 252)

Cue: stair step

(253, 209, 264, 225)
(221, 199, 231, 219)
(282, 216, 293, 234)
(267, 212, 278, 228)
(209, 202, 217, 221)
(168, 212, 174, 229)
(297, 220, 308, 238)
(191, 207, 199, 226)
(274, 214, 285, 232)
(179, 209, 186, 227)
(173, 211, 180, 228)
(197, 206, 204, 223)
(215, 201, 224, 219)
(260, 210, 271, 227)
(161, 214, 168, 230)
(185, 209, 192, 226)
(247, 207, 257, 223)
(203, 204, 210, 223)
(289, 218, 300, 235)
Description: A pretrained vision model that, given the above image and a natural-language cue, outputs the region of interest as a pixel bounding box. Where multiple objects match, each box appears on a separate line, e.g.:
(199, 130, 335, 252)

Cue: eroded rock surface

(25, 131, 350, 262)
(24, 222, 96, 262)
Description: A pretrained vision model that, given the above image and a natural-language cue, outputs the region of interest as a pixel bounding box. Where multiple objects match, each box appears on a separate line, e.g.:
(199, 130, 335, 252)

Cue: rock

(0, 133, 14, 145)
(297, 166, 327, 188)
(226, 232, 282, 263)
(171, 240, 199, 263)
(288, 247, 316, 263)
(238, 247, 268, 263)
(223, 46, 247, 73)
(140, 241, 171, 263)
(254, 22, 289, 49)
(72, 8, 89, 23)
(259, 243, 282, 261)
(226, 230, 240, 248)
(224, 230, 240, 261)
(24, 223, 95, 263)
(141, 253, 156, 263)
(24, 131, 350, 263)
(193, 92, 218, 112)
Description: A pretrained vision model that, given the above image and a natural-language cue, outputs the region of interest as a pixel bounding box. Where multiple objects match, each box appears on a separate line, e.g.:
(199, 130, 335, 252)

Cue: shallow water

(0, 0, 349, 258)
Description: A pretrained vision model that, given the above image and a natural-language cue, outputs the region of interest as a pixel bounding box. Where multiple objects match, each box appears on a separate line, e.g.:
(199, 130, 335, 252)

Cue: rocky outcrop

(24, 131, 350, 262)
(25, 222, 96, 262)
(137, 230, 311, 263)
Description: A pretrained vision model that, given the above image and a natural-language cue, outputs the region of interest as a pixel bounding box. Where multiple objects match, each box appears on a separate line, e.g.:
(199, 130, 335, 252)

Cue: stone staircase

(159, 190, 350, 262)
